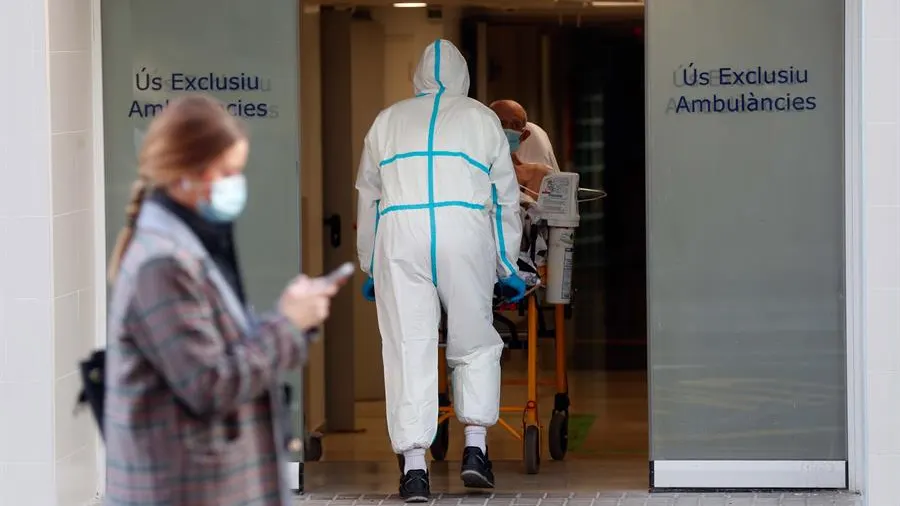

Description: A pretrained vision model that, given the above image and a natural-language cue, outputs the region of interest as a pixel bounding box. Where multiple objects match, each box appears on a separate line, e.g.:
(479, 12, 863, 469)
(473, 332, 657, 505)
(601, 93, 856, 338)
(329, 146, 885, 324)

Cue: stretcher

(422, 246, 575, 475)
(398, 173, 594, 475)
(304, 268, 571, 478)
(401, 173, 600, 477)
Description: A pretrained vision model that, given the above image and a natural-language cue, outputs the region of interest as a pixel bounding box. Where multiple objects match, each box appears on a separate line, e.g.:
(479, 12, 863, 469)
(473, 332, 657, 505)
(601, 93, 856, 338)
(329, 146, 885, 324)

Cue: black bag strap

(76, 349, 106, 439)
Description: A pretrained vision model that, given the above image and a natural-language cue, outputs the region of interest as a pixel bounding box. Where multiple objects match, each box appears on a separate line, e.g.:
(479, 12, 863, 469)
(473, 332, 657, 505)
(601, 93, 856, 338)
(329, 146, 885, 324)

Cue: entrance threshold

(294, 491, 861, 505)
(651, 460, 847, 489)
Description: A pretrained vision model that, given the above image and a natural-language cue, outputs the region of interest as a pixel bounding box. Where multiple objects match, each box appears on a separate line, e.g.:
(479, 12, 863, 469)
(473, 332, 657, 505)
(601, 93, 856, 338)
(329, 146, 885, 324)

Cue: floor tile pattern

(294, 491, 861, 506)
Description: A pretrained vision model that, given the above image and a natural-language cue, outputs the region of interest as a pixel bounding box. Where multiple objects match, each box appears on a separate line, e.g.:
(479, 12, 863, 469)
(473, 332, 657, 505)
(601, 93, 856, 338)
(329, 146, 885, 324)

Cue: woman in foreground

(104, 94, 333, 506)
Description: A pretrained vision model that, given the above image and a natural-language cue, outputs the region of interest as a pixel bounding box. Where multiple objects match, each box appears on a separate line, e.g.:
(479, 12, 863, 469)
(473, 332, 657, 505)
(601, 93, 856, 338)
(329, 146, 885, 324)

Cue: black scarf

(149, 190, 247, 304)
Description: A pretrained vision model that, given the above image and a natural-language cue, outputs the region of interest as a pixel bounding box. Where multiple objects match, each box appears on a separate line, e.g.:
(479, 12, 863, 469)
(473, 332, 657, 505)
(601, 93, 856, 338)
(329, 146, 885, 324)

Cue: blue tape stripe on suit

(379, 151, 489, 174)
(369, 199, 381, 273)
(377, 41, 495, 286)
(492, 184, 516, 276)
(426, 39, 444, 287)
(380, 201, 484, 215)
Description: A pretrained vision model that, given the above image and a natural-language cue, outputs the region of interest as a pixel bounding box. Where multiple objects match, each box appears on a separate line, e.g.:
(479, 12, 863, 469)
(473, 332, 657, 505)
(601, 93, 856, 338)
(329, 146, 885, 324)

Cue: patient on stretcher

(517, 199, 548, 287)
(512, 157, 553, 291)
(488, 99, 559, 294)
(490, 166, 549, 303)
(511, 137, 555, 289)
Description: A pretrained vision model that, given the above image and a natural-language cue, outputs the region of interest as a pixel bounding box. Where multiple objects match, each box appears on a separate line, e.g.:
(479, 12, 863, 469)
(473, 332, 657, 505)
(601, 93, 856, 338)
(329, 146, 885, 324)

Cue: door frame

(91, 0, 108, 494)
(88, 0, 867, 496)
(842, 0, 864, 493)
(644, 0, 865, 492)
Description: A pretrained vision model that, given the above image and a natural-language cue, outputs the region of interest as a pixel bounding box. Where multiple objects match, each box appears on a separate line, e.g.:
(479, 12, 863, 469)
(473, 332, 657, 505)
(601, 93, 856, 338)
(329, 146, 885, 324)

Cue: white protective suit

(356, 39, 522, 453)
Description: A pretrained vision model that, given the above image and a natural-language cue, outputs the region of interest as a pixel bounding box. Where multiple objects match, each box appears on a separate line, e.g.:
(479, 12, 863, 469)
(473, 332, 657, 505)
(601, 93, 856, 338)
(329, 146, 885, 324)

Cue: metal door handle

(324, 214, 341, 248)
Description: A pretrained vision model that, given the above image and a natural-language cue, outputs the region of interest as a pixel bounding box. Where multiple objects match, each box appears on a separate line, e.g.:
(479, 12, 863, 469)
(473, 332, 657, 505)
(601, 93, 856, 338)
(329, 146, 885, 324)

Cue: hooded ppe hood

(413, 39, 471, 97)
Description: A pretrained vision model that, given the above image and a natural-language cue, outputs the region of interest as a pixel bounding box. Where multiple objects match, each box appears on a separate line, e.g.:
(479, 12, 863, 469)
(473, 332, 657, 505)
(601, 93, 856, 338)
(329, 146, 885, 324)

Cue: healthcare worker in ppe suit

(356, 39, 526, 502)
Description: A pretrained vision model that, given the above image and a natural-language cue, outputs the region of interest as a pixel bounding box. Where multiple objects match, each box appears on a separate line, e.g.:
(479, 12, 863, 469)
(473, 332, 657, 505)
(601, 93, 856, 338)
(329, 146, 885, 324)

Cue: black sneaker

(460, 446, 495, 488)
(399, 469, 430, 503)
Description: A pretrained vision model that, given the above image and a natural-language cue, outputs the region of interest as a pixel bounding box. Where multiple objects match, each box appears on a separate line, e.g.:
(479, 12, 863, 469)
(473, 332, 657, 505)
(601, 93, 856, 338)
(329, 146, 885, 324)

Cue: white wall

(861, 0, 900, 503)
(375, 7, 451, 107)
(0, 0, 100, 504)
(350, 17, 387, 402)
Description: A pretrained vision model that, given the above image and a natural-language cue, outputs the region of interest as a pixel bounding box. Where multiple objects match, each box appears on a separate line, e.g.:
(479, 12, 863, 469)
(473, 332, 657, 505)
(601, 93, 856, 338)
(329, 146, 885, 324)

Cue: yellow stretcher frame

(433, 266, 571, 475)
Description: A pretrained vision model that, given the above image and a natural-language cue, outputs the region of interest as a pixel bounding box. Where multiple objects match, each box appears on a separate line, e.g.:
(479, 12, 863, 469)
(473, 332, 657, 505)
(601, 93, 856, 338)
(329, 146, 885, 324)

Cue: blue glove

(497, 274, 527, 303)
(362, 277, 376, 302)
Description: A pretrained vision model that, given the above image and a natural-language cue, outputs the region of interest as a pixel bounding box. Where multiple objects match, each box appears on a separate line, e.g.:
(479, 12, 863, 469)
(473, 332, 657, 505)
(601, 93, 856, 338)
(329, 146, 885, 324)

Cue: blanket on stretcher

(517, 197, 547, 288)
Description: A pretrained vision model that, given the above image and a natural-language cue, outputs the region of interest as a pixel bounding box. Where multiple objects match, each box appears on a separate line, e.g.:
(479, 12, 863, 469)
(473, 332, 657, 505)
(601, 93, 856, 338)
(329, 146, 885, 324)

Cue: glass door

(100, 0, 302, 488)
(645, 0, 847, 489)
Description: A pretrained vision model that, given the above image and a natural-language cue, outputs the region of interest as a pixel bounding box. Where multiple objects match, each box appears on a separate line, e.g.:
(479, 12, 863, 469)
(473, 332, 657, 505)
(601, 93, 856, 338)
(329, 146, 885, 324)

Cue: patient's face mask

(504, 129, 523, 153)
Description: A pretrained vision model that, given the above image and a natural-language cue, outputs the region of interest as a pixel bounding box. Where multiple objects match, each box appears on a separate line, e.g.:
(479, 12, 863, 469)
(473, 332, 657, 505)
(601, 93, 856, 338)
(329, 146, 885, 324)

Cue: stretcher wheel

(548, 411, 568, 461)
(430, 419, 450, 461)
(305, 433, 323, 462)
(523, 425, 541, 474)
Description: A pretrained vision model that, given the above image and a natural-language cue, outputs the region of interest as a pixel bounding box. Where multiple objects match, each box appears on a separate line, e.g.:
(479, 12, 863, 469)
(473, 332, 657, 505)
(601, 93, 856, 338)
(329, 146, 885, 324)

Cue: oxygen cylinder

(535, 172, 581, 305)
(545, 226, 575, 304)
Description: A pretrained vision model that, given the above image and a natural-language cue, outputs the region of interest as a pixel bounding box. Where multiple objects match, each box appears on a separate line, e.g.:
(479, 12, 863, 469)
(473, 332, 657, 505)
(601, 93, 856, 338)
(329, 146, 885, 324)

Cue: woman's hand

(279, 275, 339, 330)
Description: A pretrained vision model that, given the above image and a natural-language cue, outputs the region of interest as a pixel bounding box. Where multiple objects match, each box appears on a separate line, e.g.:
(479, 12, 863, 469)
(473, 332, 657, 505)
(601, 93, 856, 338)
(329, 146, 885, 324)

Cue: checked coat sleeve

(128, 256, 306, 417)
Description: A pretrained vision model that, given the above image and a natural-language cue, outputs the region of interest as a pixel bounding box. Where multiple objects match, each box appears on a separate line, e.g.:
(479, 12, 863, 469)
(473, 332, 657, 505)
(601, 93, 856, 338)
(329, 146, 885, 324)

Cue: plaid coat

(104, 200, 306, 506)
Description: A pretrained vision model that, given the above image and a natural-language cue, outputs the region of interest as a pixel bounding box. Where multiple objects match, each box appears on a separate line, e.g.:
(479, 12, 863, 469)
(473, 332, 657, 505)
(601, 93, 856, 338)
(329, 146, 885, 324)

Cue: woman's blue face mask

(504, 129, 523, 153)
(192, 174, 248, 223)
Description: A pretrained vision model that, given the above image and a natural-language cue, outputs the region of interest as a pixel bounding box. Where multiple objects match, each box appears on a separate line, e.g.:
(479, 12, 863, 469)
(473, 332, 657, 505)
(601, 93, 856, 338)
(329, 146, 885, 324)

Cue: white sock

(464, 425, 487, 453)
(403, 448, 427, 474)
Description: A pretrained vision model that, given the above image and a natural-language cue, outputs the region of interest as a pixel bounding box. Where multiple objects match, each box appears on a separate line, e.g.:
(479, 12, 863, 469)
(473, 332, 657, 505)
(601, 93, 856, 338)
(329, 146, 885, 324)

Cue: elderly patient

(489, 99, 563, 278)
(489, 99, 561, 199)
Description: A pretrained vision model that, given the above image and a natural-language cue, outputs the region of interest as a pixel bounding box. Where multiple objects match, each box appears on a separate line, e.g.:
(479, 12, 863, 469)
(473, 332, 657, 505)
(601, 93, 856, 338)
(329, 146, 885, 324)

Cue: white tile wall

(47, 0, 99, 498)
(3, 299, 53, 383)
(0, 0, 99, 504)
(862, 123, 900, 207)
(3, 463, 55, 506)
(862, 1, 900, 505)
(0, 0, 56, 498)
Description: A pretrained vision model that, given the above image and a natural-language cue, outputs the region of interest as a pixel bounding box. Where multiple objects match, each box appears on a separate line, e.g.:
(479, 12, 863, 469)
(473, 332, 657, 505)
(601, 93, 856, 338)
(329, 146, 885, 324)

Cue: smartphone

(322, 261, 355, 287)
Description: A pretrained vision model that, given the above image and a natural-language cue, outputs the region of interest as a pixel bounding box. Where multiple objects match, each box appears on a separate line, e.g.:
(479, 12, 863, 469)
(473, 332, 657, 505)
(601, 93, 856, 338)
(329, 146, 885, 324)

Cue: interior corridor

(299, 362, 859, 504)
(306, 364, 648, 492)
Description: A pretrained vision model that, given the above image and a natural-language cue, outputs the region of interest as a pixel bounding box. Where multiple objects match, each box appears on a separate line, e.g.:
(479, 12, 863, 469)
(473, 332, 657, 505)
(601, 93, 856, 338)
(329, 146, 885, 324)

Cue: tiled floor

(317, 364, 649, 465)
(300, 460, 860, 505)
(295, 491, 861, 505)
(301, 366, 860, 505)
(303, 459, 649, 493)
